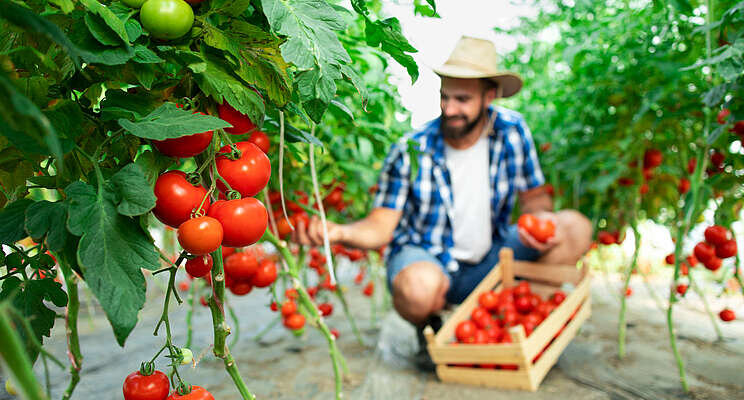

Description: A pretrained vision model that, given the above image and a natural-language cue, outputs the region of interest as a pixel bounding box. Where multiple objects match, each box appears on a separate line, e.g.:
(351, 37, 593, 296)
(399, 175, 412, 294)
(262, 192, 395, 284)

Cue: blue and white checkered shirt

(373, 106, 545, 272)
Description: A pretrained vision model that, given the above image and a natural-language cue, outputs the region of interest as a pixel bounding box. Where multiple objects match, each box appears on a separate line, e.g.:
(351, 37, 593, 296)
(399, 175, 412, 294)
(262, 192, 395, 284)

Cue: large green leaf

(364, 17, 418, 83)
(0, 199, 33, 244)
(195, 52, 265, 123)
(109, 163, 156, 216)
(80, 0, 130, 45)
(25, 201, 69, 252)
(65, 181, 160, 346)
(118, 102, 232, 140)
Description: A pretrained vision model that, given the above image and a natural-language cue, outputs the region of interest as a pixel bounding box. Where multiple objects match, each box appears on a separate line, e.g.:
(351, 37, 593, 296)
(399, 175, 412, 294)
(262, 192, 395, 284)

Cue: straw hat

(433, 36, 523, 98)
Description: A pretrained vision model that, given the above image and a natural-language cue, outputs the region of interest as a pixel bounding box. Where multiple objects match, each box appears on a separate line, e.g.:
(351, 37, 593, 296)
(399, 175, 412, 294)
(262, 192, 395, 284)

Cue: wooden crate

(424, 248, 591, 391)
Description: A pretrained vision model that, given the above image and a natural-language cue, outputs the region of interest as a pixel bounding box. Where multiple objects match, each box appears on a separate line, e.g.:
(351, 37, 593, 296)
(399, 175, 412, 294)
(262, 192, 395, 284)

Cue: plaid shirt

(373, 106, 545, 272)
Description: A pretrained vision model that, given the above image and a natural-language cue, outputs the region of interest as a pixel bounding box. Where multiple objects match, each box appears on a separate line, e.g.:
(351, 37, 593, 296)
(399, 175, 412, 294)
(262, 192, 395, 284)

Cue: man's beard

(441, 107, 487, 140)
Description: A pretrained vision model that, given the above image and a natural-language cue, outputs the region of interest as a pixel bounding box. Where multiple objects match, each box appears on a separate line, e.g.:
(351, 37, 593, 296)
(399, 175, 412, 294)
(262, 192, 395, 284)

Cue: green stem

(154, 267, 185, 388)
(227, 303, 240, 349)
(0, 304, 48, 400)
(618, 220, 640, 359)
(185, 278, 199, 349)
(333, 285, 365, 346)
(208, 246, 256, 400)
(58, 257, 82, 400)
(252, 316, 280, 342)
(637, 267, 666, 313)
(689, 274, 724, 341)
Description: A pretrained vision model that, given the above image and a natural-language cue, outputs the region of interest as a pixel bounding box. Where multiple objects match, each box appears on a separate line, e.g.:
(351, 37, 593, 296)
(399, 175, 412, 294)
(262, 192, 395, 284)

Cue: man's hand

(292, 215, 346, 247)
(517, 211, 562, 253)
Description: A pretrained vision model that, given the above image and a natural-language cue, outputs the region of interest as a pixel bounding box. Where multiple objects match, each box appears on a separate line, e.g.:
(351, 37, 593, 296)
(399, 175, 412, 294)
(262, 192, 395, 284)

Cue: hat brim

(432, 64, 523, 98)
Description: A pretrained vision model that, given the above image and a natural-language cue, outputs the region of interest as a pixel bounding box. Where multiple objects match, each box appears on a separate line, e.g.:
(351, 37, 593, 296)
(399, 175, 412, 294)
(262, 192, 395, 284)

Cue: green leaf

(702, 83, 728, 107)
(68, 20, 135, 66)
(118, 102, 232, 140)
(330, 99, 354, 120)
(134, 150, 174, 186)
(133, 64, 157, 89)
(84, 13, 123, 46)
(100, 90, 162, 121)
(109, 163, 156, 216)
(132, 45, 164, 64)
(364, 17, 419, 83)
(0, 0, 82, 67)
(65, 181, 160, 346)
(25, 201, 69, 252)
(0, 199, 33, 244)
(339, 64, 369, 109)
(49, 0, 75, 13)
(195, 52, 265, 123)
(80, 0, 130, 45)
(707, 125, 727, 145)
(209, 0, 254, 15)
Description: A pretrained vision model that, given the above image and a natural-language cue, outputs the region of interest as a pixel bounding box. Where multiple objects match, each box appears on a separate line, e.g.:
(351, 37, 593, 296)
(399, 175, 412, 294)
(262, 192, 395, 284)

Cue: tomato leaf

(363, 17, 418, 83)
(109, 163, 156, 216)
(194, 52, 265, 123)
(68, 20, 135, 66)
(0, 277, 68, 361)
(24, 201, 70, 252)
(65, 181, 160, 346)
(134, 150, 175, 186)
(132, 45, 165, 64)
(100, 90, 162, 121)
(0, 199, 33, 244)
(80, 0, 130, 45)
(118, 102, 232, 140)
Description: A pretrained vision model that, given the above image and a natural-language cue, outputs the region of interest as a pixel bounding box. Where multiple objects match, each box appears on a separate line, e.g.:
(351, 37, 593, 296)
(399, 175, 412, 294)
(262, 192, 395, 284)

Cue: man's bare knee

(392, 262, 448, 324)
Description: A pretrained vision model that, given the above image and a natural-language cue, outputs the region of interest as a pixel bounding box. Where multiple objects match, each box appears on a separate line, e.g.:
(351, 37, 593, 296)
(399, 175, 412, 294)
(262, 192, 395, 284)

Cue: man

(293, 36, 592, 370)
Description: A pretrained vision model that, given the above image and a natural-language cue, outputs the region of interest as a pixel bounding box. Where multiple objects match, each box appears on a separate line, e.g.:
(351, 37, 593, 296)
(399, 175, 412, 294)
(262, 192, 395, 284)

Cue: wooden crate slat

(513, 260, 583, 285)
(528, 296, 592, 387)
(525, 281, 562, 299)
(428, 343, 525, 364)
(433, 267, 503, 345)
(436, 365, 535, 391)
(522, 274, 591, 361)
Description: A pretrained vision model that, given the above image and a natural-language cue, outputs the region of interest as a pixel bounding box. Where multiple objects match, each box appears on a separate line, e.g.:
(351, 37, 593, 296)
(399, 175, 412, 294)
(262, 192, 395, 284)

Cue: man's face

(439, 78, 492, 139)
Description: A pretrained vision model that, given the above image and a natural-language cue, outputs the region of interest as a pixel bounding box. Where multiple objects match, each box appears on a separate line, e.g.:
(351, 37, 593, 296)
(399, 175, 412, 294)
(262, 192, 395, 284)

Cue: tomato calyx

(138, 361, 157, 376)
(173, 382, 194, 396)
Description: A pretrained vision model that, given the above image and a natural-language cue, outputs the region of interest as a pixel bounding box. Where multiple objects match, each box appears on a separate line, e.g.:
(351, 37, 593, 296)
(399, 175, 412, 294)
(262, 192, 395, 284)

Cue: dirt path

(1, 271, 742, 399)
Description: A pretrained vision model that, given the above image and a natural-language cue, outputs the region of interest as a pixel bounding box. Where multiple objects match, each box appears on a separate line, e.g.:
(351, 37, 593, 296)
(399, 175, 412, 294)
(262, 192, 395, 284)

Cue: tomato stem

(57, 255, 82, 400)
(332, 284, 365, 346)
(0, 304, 48, 400)
(617, 219, 640, 359)
(252, 316, 280, 342)
(307, 124, 338, 286)
(185, 277, 199, 349)
(689, 274, 724, 340)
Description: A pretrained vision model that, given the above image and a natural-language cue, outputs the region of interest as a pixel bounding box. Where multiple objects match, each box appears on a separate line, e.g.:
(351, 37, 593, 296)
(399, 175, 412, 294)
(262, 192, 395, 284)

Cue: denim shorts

(386, 225, 541, 304)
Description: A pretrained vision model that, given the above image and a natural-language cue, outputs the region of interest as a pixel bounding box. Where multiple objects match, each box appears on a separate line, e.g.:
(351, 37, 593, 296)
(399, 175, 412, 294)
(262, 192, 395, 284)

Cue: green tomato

(139, 0, 194, 40)
(179, 348, 193, 365)
(122, 0, 148, 8)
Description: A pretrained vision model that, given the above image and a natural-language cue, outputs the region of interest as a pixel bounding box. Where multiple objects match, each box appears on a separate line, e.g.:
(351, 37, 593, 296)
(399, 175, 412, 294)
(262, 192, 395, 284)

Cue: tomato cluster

(596, 230, 625, 245)
(222, 247, 277, 296)
(449, 281, 573, 368)
(517, 214, 555, 243)
(692, 225, 737, 272)
(123, 370, 215, 400)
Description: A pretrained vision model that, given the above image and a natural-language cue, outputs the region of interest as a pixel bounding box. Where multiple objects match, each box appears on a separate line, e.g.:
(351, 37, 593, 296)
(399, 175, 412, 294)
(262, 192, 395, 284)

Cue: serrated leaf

(134, 150, 174, 185)
(210, 0, 254, 15)
(133, 64, 156, 89)
(124, 19, 143, 42)
(118, 102, 232, 140)
(365, 17, 418, 83)
(65, 181, 159, 346)
(330, 99, 354, 120)
(100, 90, 161, 121)
(84, 13, 122, 46)
(194, 52, 265, 123)
(80, 0, 130, 45)
(49, 0, 75, 13)
(132, 45, 164, 64)
(339, 64, 368, 109)
(0, 199, 33, 244)
(109, 163, 156, 216)
(69, 20, 135, 65)
(703, 83, 728, 107)
(25, 201, 69, 251)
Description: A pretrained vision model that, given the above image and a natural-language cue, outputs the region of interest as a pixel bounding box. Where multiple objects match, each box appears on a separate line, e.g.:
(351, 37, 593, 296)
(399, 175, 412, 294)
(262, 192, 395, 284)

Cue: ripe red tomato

(550, 290, 566, 305)
(274, 216, 292, 237)
(665, 253, 675, 265)
(680, 262, 689, 276)
(715, 239, 737, 259)
(218, 103, 256, 134)
(153, 171, 210, 228)
(478, 291, 498, 311)
(281, 301, 297, 317)
(517, 214, 538, 233)
(501, 309, 519, 327)
(473, 329, 489, 344)
(152, 111, 213, 158)
(139, 0, 194, 40)
(676, 284, 688, 295)
(717, 108, 731, 124)
(284, 313, 305, 330)
(686, 254, 698, 267)
(515, 296, 533, 314)
(702, 256, 722, 271)
(531, 219, 555, 243)
(687, 158, 697, 174)
(598, 231, 616, 245)
(330, 328, 340, 339)
(362, 281, 374, 297)
(318, 302, 333, 316)
(285, 288, 299, 299)
(177, 217, 223, 255)
(694, 242, 715, 263)
(711, 151, 725, 168)
(513, 281, 531, 297)
(625, 287, 633, 297)
(719, 308, 736, 322)
(643, 149, 663, 169)
(199, 296, 208, 307)
(678, 178, 690, 195)
(473, 313, 495, 330)
(270, 301, 278, 312)
(248, 131, 270, 153)
(224, 252, 258, 280)
(639, 183, 649, 195)
(185, 255, 213, 278)
(732, 121, 744, 136)
(486, 325, 502, 342)
(455, 320, 477, 343)
(704, 225, 729, 247)
(347, 249, 365, 262)
(323, 188, 344, 207)
(123, 370, 169, 400)
(251, 259, 277, 287)
(166, 385, 214, 400)
(178, 281, 190, 291)
(215, 141, 271, 197)
(618, 177, 635, 186)
(208, 198, 268, 247)
(470, 306, 489, 322)
(228, 281, 253, 296)
(642, 168, 653, 181)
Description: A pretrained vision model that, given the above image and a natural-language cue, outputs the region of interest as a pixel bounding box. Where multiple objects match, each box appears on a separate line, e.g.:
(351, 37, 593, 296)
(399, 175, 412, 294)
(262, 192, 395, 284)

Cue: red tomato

(270, 301, 278, 312)
(307, 286, 318, 298)
(704, 225, 729, 247)
(178, 281, 190, 291)
(478, 291, 499, 311)
(330, 328, 340, 339)
(455, 320, 477, 343)
(486, 325, 502, 343)
(248, 130, 270, 153)
(513, 281, 531, 297)
(715, 239, 737, 259)
(166, 385, 214, 400)
(152, 110, 213, 158)
(218, 102, 256, 135)
(687, 158, 697, 174)
(678, 178, 690, 195)
(251, 259, 277, 287)
(719, 308, 736, 322)
(177, 217, 223, 255)
(274, 216, 293, 237)
(694, 242, 715, 263)
(665, 253, 675, 265)
(625, 287, 633, 297)
(281, 301, 297, 317)
(676, 284, 688, 295)
(221, 246, 236, 259)
(501, 309, 518, 327)
(473, 313, 495, 330)
(639, 183, 649, 195)
(208, 198, 268, 247)
(515, 296, 533, 314)
(285, 288, 298, 299)
(224, 252, 258, 280)
(354, 270, 365, 285)
(618, 177, 635, 186)
(362, 281, 374, 297)
(473, 329, 489, 344)
(471, 306, 488, 322)
(323, 188, 344, 207)
(680, 262, 689, 276)
(215, 141, 271, 197)
(153, 171, 210, 228)
(711, 151, 725, 168)
(533, 219, 555, 243)
(318, 302, 333, 316)
(284, 313, 305, 330)
(517, 214, 537, 233)
(185, 255, 213, 278)
(686, 254, 698, 267)
(347, 249, 365, 262)
(123, 370, 169, 400)
(643, 149, 663, 169)
(550, 290, 566, 305)
(199, 296, 208, 307)
(228, 281, 253, 296)
(717, 109, 731, 124)
(702, 256, 722, 271)
(642, 168, 653, 181)
(597, 231, 614, 245)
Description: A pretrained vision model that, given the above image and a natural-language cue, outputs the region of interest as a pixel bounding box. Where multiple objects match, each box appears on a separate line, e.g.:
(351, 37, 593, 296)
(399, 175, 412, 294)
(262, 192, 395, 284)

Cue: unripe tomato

(179, 348, 193, 365)
(185, 255, 213, 278)
(218, 103, 256, 134)
(153, 171, 210, 228)
(5, 380, 17, 396)
(123, 370, 170, 400)
(140, 0, 194, 40)
(166, 386, 214, 400)
(122, 0, 147, 8)
(215, 141, 271, 197)
(177, 217, 223, 255)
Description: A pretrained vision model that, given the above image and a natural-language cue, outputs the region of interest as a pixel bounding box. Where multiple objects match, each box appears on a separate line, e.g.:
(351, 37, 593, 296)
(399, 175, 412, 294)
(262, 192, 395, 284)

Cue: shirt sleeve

(373, 141, 411, 211)
(516, 117, 545, 191)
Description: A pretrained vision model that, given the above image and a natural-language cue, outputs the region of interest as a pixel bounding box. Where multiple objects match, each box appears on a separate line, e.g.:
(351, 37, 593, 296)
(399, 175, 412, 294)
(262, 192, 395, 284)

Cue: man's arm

(293, 207, 402, 250)
(518, 185, 553, 214)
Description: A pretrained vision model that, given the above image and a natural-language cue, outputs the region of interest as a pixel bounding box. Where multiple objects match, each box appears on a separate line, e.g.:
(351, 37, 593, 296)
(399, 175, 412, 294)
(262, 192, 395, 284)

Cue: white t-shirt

(444, 133, 492, 263)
